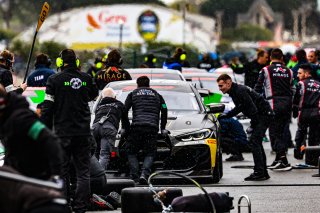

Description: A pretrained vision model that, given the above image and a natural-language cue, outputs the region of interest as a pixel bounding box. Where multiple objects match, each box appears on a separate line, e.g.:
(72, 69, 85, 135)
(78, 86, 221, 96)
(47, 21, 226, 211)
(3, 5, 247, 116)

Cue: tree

(223, 24, 273, 41)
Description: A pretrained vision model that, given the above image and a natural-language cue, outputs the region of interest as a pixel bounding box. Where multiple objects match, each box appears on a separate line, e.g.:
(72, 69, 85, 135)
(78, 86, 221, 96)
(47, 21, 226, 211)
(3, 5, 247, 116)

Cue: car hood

(166, 111, 213, 136)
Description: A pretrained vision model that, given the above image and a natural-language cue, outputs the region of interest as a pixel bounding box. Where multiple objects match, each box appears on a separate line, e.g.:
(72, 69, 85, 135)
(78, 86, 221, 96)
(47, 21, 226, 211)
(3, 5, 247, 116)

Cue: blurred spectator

(291, 49, 308, 84)
(307, 50, 318, 64)
(163, 47, 190, 71)
(141, 54, 157, 68)
(197, 52, 221, 71)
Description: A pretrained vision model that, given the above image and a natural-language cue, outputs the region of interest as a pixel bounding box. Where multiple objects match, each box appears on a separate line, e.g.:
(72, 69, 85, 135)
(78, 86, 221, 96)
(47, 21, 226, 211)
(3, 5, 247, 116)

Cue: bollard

(238, 195, 251, 213)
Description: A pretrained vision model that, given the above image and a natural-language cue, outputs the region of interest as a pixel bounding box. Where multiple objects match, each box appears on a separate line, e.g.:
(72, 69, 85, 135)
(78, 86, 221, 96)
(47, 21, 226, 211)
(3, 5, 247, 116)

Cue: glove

(161, 129, 170, 137)
(217, 113, 228, 120)
(49, 175, 64, 189)
(292, 107, 299, 118)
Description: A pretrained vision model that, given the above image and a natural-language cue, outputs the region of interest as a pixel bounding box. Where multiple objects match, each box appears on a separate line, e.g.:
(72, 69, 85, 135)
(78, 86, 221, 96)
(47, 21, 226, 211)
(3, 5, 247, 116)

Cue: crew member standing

(293, 64, 320, 159)
(27, 53, 55, 87)
(217, 74, 273, 181)
(41, 49, 98, 213)
(0, 50, 27, 93)
(124, 76, 168, 184)
(95, 49, 131, 90)
(255, 48, 294, 171)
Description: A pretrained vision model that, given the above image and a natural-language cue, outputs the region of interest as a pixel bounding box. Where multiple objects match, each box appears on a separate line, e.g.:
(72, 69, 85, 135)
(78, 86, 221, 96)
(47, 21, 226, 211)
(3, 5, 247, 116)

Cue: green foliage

(222, 24, 273, 41)
(10, 39, 40, 61)
(39, 41, 67, 60)
(216, 39, 232, 54)
(0, 29, 17, 41)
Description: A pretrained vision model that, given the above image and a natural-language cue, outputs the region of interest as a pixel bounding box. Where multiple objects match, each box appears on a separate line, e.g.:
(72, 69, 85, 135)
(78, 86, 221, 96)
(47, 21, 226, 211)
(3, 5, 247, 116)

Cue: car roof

(127, 68, 182, 74)
(107, 80, 193, 93)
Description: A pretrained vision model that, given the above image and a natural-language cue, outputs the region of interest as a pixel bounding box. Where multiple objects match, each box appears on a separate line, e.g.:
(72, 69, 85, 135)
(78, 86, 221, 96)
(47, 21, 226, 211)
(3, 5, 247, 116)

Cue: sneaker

(90, 194, 114, 211)
(139, 175, 148, 185)
(244, 172, 269, 181)
(226, 154, 244, 161)
(101, 192, 121, 209)
(268, 161, 280, 169)
(272, 162, 292, 171)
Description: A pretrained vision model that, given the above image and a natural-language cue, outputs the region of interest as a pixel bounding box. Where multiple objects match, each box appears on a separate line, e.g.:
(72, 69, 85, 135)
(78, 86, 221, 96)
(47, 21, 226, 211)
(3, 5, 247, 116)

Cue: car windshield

(130, 73, 183, 81)
(115, 90, 200, 111)
(190, 77, 221, 94)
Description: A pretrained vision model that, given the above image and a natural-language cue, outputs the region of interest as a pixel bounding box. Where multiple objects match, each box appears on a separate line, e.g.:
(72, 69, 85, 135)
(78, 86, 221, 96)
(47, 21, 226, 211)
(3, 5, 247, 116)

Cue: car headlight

(176, 129, 212, 142)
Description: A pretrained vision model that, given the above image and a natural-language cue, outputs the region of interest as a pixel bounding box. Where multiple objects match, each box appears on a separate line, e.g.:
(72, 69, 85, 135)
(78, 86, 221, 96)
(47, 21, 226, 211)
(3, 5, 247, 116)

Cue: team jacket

(93, 97, 130, 131)
(254, 62, 294, 116)
(0, 65, 23, 94)
(27, 64, 55, 87)
(95, 64, 132, 90)
(125, 87, 168, 131)
(40, 66, 98, 137)
(0, 93, 62, 179)
(293, 77, 320, 120)
(226, 83, 273, 120)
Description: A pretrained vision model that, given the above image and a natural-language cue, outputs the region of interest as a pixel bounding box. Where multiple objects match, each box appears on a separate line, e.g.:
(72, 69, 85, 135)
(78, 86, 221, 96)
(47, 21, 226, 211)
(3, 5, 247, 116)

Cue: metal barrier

(238, 195, 251, 213)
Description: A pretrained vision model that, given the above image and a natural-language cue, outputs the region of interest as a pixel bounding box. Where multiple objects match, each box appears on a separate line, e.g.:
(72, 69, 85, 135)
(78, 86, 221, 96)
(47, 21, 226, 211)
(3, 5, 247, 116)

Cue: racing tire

(105, 178, 135, 194)
(121, 187, 183, 213)
(212, 151, 223, 183)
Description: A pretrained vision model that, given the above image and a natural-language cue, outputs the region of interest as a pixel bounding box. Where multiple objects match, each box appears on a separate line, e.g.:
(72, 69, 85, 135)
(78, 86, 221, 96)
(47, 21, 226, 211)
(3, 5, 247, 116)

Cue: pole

(119, 24, 123, 50)
(182, 3, 186, 48)
(23, 31, 37, 83)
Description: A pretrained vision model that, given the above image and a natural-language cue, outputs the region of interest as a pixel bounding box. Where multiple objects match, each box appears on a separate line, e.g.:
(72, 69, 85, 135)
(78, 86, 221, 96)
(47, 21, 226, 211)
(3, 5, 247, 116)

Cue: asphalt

(91, 119, 320, 213)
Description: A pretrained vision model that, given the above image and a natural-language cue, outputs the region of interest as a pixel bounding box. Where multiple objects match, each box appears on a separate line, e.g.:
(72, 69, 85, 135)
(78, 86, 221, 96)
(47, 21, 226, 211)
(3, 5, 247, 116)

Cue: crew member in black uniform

(95, 49, 131, 90)
(217, 74, 273, 181)
(92, 87, 130, 171)
(230, 49, 269, 89)
(40, 49, 98, 213)
(27, 53, 55, 87)
(255, 48, 294, 171)
(0, 84, 62, 180)
(293, 63, 320, 159)
(141, 54, 157, 68)
(124, 76, 168, 184)
(87, 55, 107, 78)
(0, 50, 27, 93)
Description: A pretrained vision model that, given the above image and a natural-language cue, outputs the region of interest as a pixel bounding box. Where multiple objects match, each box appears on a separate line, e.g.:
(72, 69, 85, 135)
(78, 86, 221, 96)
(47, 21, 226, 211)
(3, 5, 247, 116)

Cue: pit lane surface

(92, 120, 320, 213)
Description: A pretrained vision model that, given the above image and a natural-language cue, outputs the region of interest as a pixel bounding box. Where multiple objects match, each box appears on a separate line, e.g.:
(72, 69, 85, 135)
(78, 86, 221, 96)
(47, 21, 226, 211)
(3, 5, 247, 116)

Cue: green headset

(56, 49, 80, 68)
(180, 53, 186, 61)
(96, 54, 108, 69)
(144, 55, 157, 63)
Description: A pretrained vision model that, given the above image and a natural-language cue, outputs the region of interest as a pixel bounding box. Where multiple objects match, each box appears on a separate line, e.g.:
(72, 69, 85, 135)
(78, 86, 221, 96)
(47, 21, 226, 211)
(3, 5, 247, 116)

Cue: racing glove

(161, 129, 170, 137)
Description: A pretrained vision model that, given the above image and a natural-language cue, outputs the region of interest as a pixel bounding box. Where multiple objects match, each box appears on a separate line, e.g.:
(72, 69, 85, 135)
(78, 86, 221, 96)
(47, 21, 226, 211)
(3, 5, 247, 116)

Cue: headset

(95, 54, 108, 69)
(145, 55, 157, 64)
(180, 53, 186, 61)
(56, 49, 80, 68)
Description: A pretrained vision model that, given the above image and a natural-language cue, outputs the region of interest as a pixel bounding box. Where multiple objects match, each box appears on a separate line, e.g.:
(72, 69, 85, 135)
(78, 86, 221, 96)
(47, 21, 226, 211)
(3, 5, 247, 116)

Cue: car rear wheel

(211, 151, 223, 183)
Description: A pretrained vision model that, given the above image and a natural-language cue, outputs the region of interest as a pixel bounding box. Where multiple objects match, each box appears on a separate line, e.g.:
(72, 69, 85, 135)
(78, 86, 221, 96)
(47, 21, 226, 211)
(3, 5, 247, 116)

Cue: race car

(92, 80, 225, 183)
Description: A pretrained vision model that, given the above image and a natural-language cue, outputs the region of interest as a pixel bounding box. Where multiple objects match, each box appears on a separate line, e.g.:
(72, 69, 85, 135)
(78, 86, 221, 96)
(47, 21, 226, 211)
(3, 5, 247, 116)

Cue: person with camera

(27, 53, 55, 87)
(0, 50, 27, 94)
(124, 76, 168, 184)
(293, 63, 320, 159)
(40, 49, 98, 213)
(217, 74, 273, 181)
(92, 87, 130, 171)
(95, 49, 131, 90)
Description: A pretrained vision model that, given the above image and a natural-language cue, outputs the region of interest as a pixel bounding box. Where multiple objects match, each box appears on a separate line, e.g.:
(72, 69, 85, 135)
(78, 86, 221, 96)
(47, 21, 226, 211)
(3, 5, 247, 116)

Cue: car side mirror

(198, 89, 210, 97)
(207, 103, 225, 114)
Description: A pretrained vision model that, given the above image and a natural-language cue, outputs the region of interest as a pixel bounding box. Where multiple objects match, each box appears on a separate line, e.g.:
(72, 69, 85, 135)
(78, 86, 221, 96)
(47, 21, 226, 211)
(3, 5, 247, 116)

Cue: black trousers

(295, 116, 320, 148)
(126, 126, 158, 179)
(250, 115, 270, 175)
(60, 136, 91, 212)
(269, 115, 291, 155)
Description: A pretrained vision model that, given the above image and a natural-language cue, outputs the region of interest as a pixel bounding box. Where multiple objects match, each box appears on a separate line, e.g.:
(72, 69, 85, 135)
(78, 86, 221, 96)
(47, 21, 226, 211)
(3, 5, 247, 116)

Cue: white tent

(18, 4, 216, 52)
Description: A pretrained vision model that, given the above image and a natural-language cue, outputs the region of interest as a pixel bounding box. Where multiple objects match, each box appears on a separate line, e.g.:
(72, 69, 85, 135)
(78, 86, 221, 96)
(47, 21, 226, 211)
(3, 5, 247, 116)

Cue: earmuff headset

(96, 55, 108, 69)
(180, 53, 186, 61)
(144, 55, 157, 63)
(56, 49, 80, 68)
